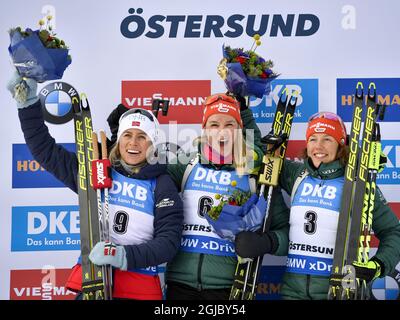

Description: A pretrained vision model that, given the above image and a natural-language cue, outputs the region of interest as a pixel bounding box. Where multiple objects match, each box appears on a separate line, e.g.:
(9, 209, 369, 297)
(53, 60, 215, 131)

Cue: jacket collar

(304, 158, 345, 179)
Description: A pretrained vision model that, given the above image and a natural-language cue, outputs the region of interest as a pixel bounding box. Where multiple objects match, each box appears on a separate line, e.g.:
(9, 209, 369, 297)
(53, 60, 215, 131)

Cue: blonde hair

(108, 142, 120, 165)
(197, 127, 255, 176)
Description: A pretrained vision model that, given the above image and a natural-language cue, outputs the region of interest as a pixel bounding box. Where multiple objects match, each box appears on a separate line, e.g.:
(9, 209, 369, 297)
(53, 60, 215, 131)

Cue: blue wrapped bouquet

(8, 17, 71, 83)
(218, 42, 278, 98)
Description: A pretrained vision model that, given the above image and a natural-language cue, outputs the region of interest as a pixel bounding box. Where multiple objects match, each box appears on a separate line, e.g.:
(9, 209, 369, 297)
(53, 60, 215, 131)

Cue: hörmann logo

(337, 78, 400, 122)
(12, 143, 76, 188)
(120, 8, 320, 39)
(256, 265, 286, 300)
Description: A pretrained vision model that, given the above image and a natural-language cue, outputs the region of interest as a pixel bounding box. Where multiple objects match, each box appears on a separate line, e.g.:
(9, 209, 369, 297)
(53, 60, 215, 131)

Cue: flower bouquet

(205, 183, 266, 241)
(207, 188, 252, 221)
(8, 15, 71, 83)
(217, 35, 278, 98)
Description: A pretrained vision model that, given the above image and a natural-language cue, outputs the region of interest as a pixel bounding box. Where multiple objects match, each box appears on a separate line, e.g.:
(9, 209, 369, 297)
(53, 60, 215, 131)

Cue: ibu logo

(11, 206, 80, 251)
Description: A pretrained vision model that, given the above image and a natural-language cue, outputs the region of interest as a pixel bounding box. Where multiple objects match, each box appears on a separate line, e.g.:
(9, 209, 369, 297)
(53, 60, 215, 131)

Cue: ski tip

(368, 82, 377, 97)
(355, 82, 364, 98)
(80, 93, 90, 110)
(289, 90, 299, 106)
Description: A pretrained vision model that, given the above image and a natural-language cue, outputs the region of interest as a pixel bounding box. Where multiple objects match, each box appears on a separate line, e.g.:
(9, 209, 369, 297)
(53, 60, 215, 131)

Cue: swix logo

(10, 268, 76, 300)
(337, 78, 400, 121)
(250, 79, 318, 123)
(13, 144, 76, 188)
(300, 183, 337, 199)
(194, 167, 231, 185)
(96, 161, 106, 185)
(121, 80, 210, 124)
(11, 206, 80, 251)
(120, 8, 320, 39)
(376, 140, 400, 184)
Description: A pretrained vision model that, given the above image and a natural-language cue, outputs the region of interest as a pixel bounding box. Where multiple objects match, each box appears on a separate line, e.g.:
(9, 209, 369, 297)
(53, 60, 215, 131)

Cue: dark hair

(300, 144, 350, 166)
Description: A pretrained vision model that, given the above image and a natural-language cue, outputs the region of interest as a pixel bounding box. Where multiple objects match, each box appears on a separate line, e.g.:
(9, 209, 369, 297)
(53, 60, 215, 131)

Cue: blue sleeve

(18, 100, 78, 192)
(124, 174, 184, 269)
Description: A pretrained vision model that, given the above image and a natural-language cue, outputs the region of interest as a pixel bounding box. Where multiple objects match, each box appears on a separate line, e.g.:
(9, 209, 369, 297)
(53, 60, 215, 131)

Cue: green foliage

(207, 188, 252, 221)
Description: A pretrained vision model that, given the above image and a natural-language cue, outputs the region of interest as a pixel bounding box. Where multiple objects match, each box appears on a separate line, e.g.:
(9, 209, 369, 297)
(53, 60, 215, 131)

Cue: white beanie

(117, 108, 160, 146)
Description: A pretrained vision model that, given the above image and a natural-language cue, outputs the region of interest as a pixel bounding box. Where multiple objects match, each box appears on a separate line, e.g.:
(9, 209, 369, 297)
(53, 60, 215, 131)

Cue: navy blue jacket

(18, 100, 183, 270)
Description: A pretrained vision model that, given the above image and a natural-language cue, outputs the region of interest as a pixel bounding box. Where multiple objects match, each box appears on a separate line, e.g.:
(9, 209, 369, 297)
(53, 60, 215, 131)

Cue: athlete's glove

(353, 260, 382, 283)
(235, 230, 278, 258)
(7, 70, 39, 109)
(235, 94, 248, 111)
(89, 241, 128, 271)
(107, 103, 130, 145)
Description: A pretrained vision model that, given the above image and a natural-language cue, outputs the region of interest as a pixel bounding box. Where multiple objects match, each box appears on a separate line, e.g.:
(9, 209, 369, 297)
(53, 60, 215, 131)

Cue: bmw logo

(39, 82, 80, 124)
(371, 275, 399, 300)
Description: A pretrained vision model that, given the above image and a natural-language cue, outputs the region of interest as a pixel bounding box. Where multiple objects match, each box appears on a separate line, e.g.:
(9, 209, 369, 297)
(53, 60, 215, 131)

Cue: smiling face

(204, 113, 240, 158)
(307, 133, 339, 168)
(118, 128, 152, 165)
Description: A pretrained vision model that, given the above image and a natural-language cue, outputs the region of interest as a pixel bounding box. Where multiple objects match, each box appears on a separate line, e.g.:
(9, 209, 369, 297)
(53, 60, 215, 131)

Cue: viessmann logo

(120, 8, 320, 39)
(121, 80, 211, 124)
(10, 268, 76, 300)
(11, 206, 80, 251)
(12, 143, 75, 188)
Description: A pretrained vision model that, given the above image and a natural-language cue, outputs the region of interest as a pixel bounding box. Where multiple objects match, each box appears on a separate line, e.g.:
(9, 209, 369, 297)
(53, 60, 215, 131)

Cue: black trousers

(166, 281, 231, 300)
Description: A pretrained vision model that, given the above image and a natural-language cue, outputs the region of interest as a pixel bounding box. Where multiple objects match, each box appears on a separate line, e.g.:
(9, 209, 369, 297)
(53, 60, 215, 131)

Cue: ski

(73, 94, 105, 300)
(229, 90, 298, 300)
(328, 82, 385, 300)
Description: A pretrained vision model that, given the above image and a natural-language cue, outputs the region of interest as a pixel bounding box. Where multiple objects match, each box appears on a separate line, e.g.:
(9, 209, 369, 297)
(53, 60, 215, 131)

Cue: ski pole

(92, 130, 113, 299)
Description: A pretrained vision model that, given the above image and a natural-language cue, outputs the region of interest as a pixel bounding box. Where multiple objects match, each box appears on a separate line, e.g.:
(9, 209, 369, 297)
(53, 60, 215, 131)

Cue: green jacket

(278, 158, 400, 300)
(165, 109, 290, 289)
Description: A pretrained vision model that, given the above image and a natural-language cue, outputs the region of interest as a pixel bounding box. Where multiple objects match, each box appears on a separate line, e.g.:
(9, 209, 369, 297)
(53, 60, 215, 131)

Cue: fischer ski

(328, 82, 386, 300)
(73, 94, 105, 300)
(229, 90, 298, 300)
